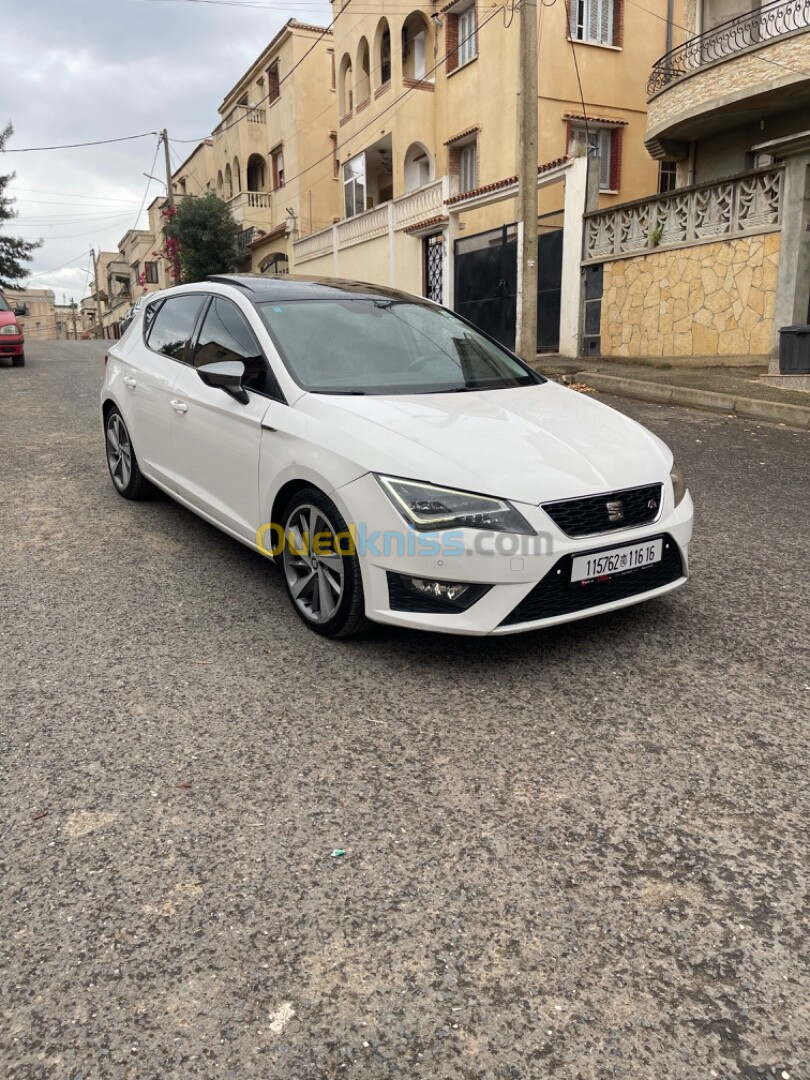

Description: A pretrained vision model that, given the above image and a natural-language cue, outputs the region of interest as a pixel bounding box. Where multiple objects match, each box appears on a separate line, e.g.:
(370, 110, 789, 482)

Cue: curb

(574, 371, 810, 431)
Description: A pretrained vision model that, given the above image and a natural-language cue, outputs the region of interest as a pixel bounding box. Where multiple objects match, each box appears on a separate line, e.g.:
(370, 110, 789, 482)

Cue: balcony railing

(213, 104, 267, 134)
(294, 180, 447, 263)
(583, 167, 783, 263)
(647, 0, 810, 94)
(227, 190, 272, 225)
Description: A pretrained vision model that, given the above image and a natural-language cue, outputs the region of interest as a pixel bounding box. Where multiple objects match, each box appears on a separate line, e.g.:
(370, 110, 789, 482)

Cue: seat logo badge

(648, 497, 659, 510)
(606, 499, 624, 522)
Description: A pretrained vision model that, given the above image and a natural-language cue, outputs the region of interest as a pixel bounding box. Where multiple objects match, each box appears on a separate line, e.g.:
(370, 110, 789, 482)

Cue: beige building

(578, 0, 810, 363)
(292, 0, 686, 355)
(174, 20, 340, 275)
(6, 288, 58, 342)
(89, 208, 169, 338)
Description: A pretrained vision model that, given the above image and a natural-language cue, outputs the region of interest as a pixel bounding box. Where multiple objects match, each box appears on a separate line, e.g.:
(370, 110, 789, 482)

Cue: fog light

(408, 578, 470, 602)
(386, 572, 492, 613)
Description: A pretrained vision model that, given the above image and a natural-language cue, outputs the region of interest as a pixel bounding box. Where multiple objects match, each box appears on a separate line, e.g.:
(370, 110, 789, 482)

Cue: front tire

(104, 407, 153, 500)
(281, 488, 368, 638)
(12, 352, 24, 367)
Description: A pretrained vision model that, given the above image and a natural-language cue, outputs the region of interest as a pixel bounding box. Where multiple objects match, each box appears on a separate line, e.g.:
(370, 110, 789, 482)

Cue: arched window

(224, 163, 233, 200)
(338, 53, 353, 117)
(247, 153, 266, 192)
(404, 142, 434, 192)
(259, 252, 289, 275)
(216, 170, 224, 196)
(233, 156, 241, 195)
(374, 18, 391, 87)
(356, 37, 370, 104)
(402, 11, 431, 81)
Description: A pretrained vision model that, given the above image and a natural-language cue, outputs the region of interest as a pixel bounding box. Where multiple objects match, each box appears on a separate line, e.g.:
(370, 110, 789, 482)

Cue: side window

(194, 297, 273, 396)
(146, 295, 204, 361)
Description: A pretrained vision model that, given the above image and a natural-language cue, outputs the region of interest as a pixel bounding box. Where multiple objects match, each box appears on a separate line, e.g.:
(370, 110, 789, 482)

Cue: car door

(121, 293, 206, 489)
(171, 295, 275, 542)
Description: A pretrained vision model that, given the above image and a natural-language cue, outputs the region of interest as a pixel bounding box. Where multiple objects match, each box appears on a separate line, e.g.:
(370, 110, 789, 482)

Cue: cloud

(2, 0, 331, 299)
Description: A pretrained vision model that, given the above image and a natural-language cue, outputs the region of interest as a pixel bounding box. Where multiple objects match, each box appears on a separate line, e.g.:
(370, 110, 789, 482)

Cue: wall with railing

(583, 169, 784, 359)
(584, 168, 782, 263)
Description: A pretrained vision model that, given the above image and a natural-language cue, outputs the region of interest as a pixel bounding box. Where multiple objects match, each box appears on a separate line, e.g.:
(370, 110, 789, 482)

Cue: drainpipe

(666, 0, 674, 56)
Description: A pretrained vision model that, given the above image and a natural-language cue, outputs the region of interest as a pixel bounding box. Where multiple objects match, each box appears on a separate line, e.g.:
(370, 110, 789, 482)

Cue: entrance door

(536, 228, 563, 352)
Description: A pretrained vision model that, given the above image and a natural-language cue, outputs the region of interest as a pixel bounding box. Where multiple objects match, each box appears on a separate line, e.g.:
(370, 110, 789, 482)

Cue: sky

(2, 0, 332, 303)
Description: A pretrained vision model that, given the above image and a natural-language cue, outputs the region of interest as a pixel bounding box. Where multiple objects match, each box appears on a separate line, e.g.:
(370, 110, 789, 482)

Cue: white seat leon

(101, 275, 693, 637)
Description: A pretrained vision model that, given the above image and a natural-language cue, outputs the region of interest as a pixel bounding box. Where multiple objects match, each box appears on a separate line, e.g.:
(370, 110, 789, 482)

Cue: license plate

(570, 538, 663, 583)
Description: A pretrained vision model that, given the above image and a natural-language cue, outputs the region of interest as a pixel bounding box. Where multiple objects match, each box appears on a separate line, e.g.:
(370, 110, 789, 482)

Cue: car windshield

(0, 295, 10, 312)
(256, 298, 542, 395)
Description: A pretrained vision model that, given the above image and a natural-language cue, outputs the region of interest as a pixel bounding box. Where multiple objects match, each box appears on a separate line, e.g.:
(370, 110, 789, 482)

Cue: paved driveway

(1, 342, 808, 1079)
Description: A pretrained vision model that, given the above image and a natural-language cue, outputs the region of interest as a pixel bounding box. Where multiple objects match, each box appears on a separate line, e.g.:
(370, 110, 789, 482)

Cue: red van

(0, 292, 25, 366)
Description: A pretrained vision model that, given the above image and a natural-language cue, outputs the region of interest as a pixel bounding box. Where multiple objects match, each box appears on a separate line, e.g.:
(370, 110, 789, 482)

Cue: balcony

(646, 0, 810, 156)
(227, 190, 272, 226)
(294, 179, 446, 264)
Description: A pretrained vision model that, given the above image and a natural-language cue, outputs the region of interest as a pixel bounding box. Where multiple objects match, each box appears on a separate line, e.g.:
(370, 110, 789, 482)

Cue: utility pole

(91, 247, 105, 340)
(516, 0, 539, 360)
(162, 130, 175, 211)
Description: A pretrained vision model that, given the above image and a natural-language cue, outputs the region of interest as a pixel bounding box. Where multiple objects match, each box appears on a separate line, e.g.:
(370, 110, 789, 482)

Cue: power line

(23, 251, 94, 280)
(3, 132, 160, 153)
(130, 137, 164, 231)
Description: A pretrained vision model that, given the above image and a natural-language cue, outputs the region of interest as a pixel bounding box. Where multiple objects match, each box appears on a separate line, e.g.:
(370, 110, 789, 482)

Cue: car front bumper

(0, 336, 24, 356)
(333, 474, 694, 635)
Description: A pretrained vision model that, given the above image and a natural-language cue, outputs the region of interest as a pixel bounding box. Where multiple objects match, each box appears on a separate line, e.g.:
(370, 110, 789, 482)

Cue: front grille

(500, 533, 683, 627)
(542, 484, 663, 538)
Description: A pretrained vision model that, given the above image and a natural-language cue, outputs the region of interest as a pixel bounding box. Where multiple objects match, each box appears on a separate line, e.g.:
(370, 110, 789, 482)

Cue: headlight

(670, 461, 687, 506)
(377, 475, 535, 534)
(0, 324, 20, 335)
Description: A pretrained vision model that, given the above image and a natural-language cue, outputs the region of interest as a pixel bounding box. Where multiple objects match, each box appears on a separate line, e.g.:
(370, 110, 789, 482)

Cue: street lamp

(143, 172, 168, 191)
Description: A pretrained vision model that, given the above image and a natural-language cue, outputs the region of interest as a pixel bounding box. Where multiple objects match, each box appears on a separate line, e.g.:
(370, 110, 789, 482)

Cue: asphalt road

(1, 342, 808, 1080)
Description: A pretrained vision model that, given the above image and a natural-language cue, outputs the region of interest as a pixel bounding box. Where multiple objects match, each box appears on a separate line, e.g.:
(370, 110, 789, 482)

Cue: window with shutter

(570, 0, 615, 44)
(267, 62, 280, 103)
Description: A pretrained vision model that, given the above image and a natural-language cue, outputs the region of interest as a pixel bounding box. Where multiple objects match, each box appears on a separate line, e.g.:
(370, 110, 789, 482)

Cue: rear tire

(104, 407, 153, 500)
(280, 487, 368, 638)
(12, 352, 24, 367)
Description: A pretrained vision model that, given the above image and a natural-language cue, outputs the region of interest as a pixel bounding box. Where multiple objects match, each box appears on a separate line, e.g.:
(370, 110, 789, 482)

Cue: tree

(162, 193, 241, 284)
(0, 123, 41, 287)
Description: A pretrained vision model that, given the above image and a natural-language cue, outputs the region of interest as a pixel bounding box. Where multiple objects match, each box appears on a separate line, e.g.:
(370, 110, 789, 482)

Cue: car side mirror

(197, 360, 249, 404)
(14, 306, 26, 317)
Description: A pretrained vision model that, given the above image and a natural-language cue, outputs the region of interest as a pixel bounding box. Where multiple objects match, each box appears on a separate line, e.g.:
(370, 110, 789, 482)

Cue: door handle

(170, 399, 188, 414)
(123, 376, 137, 388)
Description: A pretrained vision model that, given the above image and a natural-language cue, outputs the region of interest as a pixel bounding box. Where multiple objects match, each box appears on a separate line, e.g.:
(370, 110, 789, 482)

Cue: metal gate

(453, 220, 563, 352)
(423, 234, 444, 303)
(454, 224, 517, 348)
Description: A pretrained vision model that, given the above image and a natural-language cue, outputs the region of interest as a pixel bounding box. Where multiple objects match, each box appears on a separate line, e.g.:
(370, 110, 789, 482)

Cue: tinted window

(256, 299, 542, 395)
(0, 295, 9, 313)
(146, 295, 204, 361)
(194, 297, 270, 395)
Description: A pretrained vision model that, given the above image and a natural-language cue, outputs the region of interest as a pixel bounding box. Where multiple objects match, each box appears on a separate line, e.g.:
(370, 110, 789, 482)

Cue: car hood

(0, 310, 18, 330)
(296, 382, 672, 504)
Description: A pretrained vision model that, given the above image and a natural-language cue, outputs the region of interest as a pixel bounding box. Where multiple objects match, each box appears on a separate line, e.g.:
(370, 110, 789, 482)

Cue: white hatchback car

(101, 275, 693, 637)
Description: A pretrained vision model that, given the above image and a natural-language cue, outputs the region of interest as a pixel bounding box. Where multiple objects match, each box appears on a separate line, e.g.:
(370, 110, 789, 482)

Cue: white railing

(336, 205, 390, 248)
(584, 168, 782, 263)
(215, 104, 267, 133)
(393, 180, 444, 230)
(294, 229, 335, 262)
(294, 180, 450, 264)
(227, 190, 272, 225)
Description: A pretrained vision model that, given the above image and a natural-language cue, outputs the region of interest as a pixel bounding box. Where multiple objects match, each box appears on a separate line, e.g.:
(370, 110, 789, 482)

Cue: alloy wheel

(282, 503, 346, 624)
(106, 412, 133, 492)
